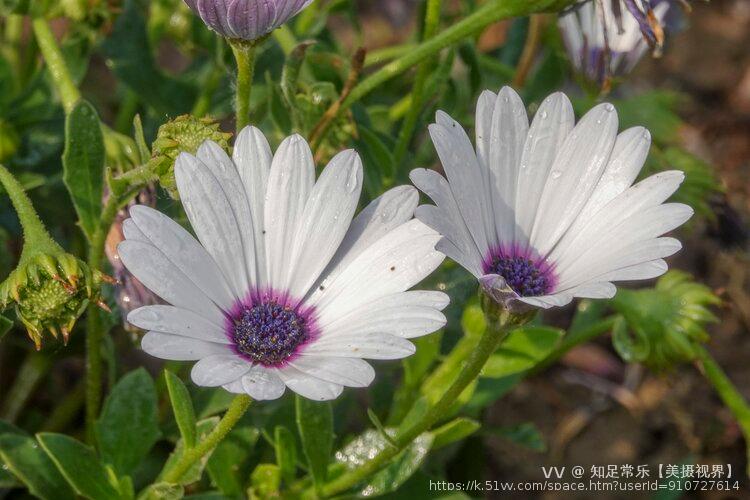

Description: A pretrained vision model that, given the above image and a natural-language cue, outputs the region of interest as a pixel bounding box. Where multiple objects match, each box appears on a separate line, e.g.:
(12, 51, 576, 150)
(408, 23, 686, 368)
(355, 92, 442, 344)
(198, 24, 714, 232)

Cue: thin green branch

(31, 18, 81, 114)
(231, 42, 258, 133)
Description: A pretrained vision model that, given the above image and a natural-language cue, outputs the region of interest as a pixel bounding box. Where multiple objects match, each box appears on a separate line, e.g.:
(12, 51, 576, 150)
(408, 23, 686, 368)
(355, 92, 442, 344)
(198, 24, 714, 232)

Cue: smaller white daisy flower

(118, 128, 447, 401)
(559, 0, 672, 83)
(410, 87, 692, 312)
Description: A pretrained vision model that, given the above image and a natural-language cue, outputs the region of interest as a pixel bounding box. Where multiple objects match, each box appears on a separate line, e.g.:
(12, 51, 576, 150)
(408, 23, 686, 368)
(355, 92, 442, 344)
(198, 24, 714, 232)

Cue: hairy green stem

(318, 311, 520, 497)
(231, 42, 258, 133)
(695, 346, 750, 475)
(2, 15, 24, 90)
(393, 0, 443, 166)
(31, 18, 81, 113)
(1, 352, 51, 423)
(161, 394, 252, 484)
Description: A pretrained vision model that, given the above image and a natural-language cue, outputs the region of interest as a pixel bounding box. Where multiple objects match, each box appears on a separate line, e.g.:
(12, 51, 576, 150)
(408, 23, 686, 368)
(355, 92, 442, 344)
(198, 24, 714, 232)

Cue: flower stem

(231, 42, 258, 133)
(0, 164, 61, 260)
(31, 18, 81, 113)
(319, 309, 522, 497)
(161, 394, 252, 485)
(694, 346, 750, 475)
(393, 0, 443, 167)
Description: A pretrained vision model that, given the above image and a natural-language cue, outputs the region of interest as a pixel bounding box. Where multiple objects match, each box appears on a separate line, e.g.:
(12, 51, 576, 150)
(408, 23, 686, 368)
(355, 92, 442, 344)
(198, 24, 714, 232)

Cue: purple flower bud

(558, 0, 674, 84)
(184, 0, 313, 41)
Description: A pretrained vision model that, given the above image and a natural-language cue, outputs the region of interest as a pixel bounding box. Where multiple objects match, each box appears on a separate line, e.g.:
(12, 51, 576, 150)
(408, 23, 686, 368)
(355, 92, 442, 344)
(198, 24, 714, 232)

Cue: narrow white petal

(290, 357, 375, 388)
(122, 218, 147, 242)
(568, 282, 617, 299)
(141, 332, 230, 361)
(415, 205, 483, 277)
(530, 103, 618, 255)
(514, 92, 574, 243)
(118, 240, 223, 323)
(287, 150, 362, 298)
(429, 117, 490, 252)
(127, 305, 229, 343)
(475, 89, 498, 173)
(174, 153, 250, 299)
(197, 141, 258, 285)
(233, 126, 273, 288)
(322, 305, 446, 340)
(129, 205, 235, 310)
(277, 365, 343, 401)
(241, 367, 286, 400)
(190, 354, 251, 387)
(518, 292, 574, 309)
(488, 86, 529, 243)
(309, 220, 444, 319)
(302, 333, 415, 359)
(264, 135, 315, 289)
(319, 185, 419, 288)
(596, 259, 668, 282)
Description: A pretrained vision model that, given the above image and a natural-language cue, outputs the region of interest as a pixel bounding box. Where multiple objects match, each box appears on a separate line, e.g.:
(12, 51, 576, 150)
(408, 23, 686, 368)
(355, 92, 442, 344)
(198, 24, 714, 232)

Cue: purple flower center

(230, 299, 311, 366)
(484, 246, 556, 297)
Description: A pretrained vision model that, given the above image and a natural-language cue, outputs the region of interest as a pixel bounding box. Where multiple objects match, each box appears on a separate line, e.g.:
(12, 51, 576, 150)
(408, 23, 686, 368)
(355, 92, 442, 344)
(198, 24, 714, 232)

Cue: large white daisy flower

(118, 128, 447, 401)
(410, 87, 692, 311)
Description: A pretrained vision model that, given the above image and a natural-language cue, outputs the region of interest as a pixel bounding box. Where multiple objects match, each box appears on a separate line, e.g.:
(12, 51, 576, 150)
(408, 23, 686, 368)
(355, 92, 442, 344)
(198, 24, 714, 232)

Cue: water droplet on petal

(550, 170, 562, 179)
(604, 103, 615, 112)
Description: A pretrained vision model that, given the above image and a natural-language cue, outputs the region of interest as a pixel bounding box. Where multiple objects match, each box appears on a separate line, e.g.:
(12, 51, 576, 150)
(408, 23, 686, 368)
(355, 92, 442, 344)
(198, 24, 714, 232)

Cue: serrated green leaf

(165, 370, 197, 449)
(62, 99, 105, 242)
(0, 433, 76, 500)
(431, 418, 481, 450)
(274, 426, 297, 486)
(96, 368, 161, 476)
(206, 425, 258, 496)
(482, 326, 564, 378)
(162, 417, 220, 486)
(36, 433, 120, 500)
(295, 396, 333, 489)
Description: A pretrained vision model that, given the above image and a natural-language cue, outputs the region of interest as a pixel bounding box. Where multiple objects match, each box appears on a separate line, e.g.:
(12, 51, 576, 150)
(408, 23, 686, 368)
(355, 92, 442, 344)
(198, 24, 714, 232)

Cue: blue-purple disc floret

(483, 246, 556, 297)
(227, 290, 317, 367)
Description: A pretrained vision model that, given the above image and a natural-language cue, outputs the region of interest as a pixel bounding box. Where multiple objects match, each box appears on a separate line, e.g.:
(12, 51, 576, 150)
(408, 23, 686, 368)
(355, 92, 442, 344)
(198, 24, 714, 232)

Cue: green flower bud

(611, 271, 721, 371)
(0, 251, 109, 350)
(150, 115, 232, 198)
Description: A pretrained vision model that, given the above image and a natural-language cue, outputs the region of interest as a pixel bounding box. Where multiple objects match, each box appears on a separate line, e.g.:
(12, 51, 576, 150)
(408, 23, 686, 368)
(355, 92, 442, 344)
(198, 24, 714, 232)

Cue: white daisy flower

(118, 128, 447, 401)
(410, 87, 692, 311)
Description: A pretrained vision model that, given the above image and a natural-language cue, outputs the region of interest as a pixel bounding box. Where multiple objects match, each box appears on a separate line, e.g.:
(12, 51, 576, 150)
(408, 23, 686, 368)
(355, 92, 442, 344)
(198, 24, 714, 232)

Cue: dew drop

(540, 111, 548, 119)
(550, 170, 562, 179)
(604, 103, 615, 112)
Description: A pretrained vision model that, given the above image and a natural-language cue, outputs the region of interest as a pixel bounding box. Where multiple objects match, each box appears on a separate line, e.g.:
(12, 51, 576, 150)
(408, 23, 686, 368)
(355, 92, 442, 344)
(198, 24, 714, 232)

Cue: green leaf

(36, 433, 120, 500)
(431, 418, 481, 450)
(295, 395, 333, 489)
(137, 482, 184, 500)
(364, 434, 433, 496)
(162, 417, 220, 486)
(488, 423, 546, 452)
(62, 99, 105, 242)
(274, 426, 297, 486)
(96, 368, 161, 476)
(206, 425, 259, 496)
(0, 433, 76, 500)
(165, 370, 197, 449)
(482, 326, 564, 378)
(249, 464, 281, 499)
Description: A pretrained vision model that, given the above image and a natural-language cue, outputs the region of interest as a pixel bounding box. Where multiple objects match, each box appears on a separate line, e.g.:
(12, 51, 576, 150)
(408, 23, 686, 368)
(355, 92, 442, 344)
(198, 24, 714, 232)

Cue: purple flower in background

(558, 0, 674, 84)
(184, 0, 314, 41)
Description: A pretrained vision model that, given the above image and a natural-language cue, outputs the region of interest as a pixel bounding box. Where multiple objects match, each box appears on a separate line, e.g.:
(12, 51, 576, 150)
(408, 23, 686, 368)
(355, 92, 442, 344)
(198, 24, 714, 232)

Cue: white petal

(319, 185, 419, 288)
(429, 115, 490, 252)
(415, 205, 483, 277)
(174, 153, 250, 299)
(290, 356, 375, 388)
(127, 305, 229, 343)
(303, 333, 415, 360)
(241, 367, 286, 400)
(190, 354, 251, 387)
(264, 135, 315, 289)
(514, 92, 574, 242)
(118, 240, 223, 323)
(129, 205, 235, 310)
(475, 89, 497, 174)
(518, 292, 574, 309)
(487, 86, 529, 243)
(122, 218, 147, 242)
(287, 150, 362, 298)
(596, 259, 668, 282)
(197, 141, 258, 285)
(530, 103, 619, 255)
(309, 220, 444, 319)
(141, 332, 230, 361)
(233, 126, 273, 288)
(321, 304, 446, 340)
(277, 365, 343, 401)
(568, 282, 617, 299)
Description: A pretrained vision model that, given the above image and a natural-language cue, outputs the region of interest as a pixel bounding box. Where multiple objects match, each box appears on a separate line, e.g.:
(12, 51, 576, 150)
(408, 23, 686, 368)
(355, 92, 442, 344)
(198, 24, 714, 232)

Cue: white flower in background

(558, 0, 672, 83)
(118, 129, 447, 401)
(410, 87, 692, 311)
